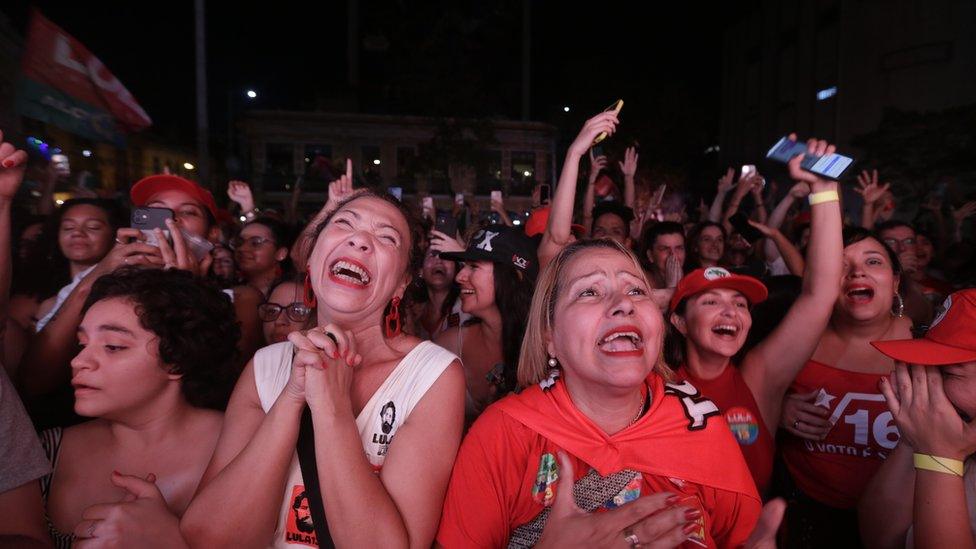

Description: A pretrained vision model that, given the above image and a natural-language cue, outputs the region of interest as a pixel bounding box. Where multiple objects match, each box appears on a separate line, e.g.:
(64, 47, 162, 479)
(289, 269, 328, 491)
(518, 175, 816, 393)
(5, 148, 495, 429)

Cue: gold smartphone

(592, 99, 624, 146)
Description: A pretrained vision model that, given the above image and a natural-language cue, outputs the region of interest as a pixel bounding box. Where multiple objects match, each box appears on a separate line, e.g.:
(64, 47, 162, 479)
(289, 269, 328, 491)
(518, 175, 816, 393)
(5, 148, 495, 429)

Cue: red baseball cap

(871, 290, 976, 365)
(523, 206, 584, 238)
(669, 267, 769, 312)
(130, 175, 219, 220)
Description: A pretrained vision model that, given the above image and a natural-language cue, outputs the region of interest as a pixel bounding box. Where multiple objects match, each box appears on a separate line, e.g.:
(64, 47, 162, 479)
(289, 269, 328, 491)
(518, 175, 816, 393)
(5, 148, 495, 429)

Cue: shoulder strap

(296, 406, 335, 549)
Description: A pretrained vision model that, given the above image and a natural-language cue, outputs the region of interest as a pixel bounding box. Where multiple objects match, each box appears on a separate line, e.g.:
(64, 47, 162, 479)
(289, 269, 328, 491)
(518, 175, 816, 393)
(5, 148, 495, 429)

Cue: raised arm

(291, 159, 353, 270)
(721, 174, 755, 235)
(581, 151, 607, 233)
(708, 168, 735, 223)
(182, 360, 306, 548)
(619, 146, 638, 210)
(748, 220, 805, 276)
(539, 111, 619, 269)
(0, 134, 27, 355)
(763, 182, 809, 262)
(740, 135, 843, 432)
(855, 170, 890, 230)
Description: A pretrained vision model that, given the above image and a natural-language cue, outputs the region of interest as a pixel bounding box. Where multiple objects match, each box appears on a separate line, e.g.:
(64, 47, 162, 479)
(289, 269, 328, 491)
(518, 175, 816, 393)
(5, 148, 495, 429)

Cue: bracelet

(241, 208, 260, 222)
(808, 190, 839, 205)
(913, 453, 965, 476)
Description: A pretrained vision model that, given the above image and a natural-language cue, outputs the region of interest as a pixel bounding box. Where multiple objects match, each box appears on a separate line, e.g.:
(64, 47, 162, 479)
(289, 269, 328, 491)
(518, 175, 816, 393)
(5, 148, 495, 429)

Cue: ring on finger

(115, 237, 125, 245)
(623, 530, 641, 548)
(123, 256, 130, 265)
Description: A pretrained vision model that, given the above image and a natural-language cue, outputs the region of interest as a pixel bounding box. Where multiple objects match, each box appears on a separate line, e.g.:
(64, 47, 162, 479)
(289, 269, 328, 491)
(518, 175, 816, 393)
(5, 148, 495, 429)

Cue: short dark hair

(82, 268, 241, 409)
(875, 220, 915, 235)
(845, 227, 903, 276)
(590, 201, 635, 231)
(639, 221, 685, 268)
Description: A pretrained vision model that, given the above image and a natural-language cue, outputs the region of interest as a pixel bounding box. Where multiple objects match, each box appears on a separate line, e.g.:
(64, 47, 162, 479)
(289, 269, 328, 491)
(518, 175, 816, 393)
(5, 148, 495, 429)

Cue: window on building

(361, 145, 382, 187)
(264, 143, 295, 192)
(303, 144, 334, 191)
(510, 151, 536, 196)
(477, 150, 503, 194)
(396, 147, 417, 190)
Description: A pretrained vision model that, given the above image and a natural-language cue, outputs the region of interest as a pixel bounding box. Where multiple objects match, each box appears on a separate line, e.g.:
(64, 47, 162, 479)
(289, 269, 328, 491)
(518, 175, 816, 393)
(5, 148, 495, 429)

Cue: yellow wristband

(808, 190, 840, 206)
(913, 453, 965, 476)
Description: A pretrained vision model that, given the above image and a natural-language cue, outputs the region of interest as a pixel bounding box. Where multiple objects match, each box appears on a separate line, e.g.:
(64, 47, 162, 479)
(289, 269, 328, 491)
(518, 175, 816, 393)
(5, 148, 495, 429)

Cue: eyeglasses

(231, 236, 275, 249)
(882, 237, 916, 248)
(258, 302, 312, 323)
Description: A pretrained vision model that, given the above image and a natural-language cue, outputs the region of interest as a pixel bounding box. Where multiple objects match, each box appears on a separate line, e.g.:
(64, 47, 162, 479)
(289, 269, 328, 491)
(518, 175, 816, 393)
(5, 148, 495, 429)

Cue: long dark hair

(492, 261, 535, 394)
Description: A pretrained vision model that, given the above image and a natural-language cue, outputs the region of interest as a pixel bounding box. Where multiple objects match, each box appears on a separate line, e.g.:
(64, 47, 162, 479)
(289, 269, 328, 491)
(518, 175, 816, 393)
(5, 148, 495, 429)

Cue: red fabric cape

(495, 373, 759, 501)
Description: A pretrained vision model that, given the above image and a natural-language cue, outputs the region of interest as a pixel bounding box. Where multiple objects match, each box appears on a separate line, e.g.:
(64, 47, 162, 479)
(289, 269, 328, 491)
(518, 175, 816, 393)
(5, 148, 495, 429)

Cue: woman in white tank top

(182, 188, 466, 548)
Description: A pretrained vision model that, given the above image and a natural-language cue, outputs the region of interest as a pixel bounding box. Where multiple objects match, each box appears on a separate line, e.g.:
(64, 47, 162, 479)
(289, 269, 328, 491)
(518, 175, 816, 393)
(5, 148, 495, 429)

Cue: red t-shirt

(436, 374, 760, 548)
(674, 365, 773, 495)
(781, 360, 898, 509)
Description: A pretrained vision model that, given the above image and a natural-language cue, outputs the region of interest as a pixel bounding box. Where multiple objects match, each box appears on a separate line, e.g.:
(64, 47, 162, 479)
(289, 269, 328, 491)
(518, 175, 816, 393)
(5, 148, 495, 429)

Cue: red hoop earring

(303, 272, 317, 309)
(384, 296, 402, 338)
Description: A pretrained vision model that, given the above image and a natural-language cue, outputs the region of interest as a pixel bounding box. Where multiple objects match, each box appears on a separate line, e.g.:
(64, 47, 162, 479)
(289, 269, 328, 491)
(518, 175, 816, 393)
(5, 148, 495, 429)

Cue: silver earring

(547, 356, 558, 368)
(893, 293, 905, 318)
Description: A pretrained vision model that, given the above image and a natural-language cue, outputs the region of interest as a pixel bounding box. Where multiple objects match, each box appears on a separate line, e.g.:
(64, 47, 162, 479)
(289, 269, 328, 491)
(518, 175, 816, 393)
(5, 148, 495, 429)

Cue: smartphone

(539, 184, 551, 205)
(766, 136, 854, 180)
(435, 211, 458, 237)
(131, 207, 173, 233)
(740, 165, 756, 179)
(421, 196, 434, 215)
(491, 190, 502, 203)
(455, 193, 464, 206)
(591, 145, 605, 158)
(592, 99, 624, 145)
(389, 186, 403, 201)
(729, 213, 764, 244)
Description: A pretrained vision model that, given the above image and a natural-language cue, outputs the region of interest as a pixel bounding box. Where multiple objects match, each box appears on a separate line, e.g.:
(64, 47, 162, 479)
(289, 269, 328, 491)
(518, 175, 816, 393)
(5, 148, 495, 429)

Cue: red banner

(21, 10, 152, 132)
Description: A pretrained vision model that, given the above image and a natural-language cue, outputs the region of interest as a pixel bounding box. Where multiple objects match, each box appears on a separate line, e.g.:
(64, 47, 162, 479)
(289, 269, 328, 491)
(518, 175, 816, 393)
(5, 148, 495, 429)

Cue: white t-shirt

(252, 340, 458, 548)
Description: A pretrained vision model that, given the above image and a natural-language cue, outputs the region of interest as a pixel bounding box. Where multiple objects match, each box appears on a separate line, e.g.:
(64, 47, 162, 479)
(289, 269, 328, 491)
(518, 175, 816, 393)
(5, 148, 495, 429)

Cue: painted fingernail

(685, 509, 702, 521)
(683, 523, 699, 535)
(666, 494, 682, 506)
(2, 160, 11, 168)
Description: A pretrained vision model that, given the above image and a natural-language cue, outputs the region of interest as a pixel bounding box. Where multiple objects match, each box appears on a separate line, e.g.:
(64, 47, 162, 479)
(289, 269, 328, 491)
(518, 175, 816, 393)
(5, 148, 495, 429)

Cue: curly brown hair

(82, 267, 241, 409)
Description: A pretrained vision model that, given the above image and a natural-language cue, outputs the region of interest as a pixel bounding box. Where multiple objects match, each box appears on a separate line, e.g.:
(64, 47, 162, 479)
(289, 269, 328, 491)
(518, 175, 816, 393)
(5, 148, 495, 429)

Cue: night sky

(5, 1, 736, 172)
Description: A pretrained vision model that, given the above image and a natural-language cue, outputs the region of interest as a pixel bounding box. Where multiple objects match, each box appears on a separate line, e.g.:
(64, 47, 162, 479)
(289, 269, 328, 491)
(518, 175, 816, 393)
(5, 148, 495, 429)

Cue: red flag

(21, 10, 152, 132)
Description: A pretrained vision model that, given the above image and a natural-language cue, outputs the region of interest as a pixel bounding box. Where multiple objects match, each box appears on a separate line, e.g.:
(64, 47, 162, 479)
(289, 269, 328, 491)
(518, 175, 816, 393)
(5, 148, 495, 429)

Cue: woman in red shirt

(666, 136, 843, 495)
(437, 239, 763, 549)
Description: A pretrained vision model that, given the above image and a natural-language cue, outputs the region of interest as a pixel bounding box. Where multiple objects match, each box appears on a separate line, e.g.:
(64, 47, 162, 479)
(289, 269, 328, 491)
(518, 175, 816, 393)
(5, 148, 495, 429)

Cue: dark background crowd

(1, 1, 975, 548)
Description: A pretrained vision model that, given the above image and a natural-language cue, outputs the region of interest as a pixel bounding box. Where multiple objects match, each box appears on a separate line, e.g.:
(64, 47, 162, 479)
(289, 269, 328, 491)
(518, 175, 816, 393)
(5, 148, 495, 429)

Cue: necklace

(630, 390, 648, 425)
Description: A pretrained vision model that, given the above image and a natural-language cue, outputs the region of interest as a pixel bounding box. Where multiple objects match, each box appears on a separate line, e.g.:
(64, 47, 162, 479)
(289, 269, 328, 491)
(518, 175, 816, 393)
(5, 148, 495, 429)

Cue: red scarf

(495, 373, 759, 501)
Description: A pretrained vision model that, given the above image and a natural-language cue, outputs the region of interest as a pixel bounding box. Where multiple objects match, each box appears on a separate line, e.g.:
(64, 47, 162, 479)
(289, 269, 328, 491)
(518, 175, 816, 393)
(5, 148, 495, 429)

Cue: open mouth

(597, 326, 644, 356)
(329, 258, 372, 288)
(459, 287, 475, 296)
(845, 285, 874, 304)
(711, 324, 739, 338)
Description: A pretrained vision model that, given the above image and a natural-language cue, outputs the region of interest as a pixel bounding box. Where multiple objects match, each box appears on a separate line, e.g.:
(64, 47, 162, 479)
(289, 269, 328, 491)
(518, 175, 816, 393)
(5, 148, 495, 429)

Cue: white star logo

(814, 388, 836, 409)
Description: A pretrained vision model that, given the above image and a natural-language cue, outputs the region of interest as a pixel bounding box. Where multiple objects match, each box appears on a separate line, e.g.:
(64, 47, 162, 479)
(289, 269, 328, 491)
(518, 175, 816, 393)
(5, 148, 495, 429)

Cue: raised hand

(588, 151, 609, 186)
(786, 133, 840, 191)
(428, 229, 465, 254)
(880, 362, 976, 460)
(717, 167, 735, 194)
(73, 472, 187, 549)
(780, 390, 832, 441)
(568, 112, 619, 159)
(618, 146, 639, 178)
(952, 201, 976, 226)
(855, 169, 891, 205)
(153, 218, 212, 277)
(327, 158, 355, 210)
(227, 180, 255, 213)
(535, 452, 691, 549)
(0, 130, 28, 201)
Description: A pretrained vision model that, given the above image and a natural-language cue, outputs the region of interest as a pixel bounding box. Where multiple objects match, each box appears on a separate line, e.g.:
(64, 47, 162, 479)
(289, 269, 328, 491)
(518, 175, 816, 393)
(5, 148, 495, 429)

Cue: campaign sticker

(726, 406, 760, 445)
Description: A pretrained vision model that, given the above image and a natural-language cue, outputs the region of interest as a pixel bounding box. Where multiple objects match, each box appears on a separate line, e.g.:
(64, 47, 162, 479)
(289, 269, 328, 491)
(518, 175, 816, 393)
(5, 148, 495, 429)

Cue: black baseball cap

(439, 224, 539, 280)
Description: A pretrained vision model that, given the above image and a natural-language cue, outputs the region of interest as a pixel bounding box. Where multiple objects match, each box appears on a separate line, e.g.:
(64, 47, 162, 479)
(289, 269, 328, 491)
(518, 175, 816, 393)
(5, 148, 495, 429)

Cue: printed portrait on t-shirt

(380, 401, 396, 434)
(284, 486, 317, 546)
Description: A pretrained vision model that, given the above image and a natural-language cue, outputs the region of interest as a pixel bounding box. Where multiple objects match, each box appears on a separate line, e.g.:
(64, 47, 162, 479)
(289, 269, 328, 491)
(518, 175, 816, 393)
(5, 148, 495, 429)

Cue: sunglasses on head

(258, 302, 312, 323)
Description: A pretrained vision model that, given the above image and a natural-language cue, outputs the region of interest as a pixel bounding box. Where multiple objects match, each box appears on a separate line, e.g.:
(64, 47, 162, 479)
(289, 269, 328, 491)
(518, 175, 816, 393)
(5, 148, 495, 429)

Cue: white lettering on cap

(703, 267, 731, 281)
(476, 230, 499, 252)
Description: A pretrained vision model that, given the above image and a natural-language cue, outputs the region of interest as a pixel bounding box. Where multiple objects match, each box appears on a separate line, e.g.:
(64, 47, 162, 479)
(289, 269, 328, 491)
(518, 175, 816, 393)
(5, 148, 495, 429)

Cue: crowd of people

(0, 107, 975, 549)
